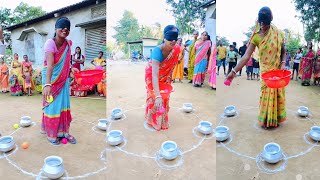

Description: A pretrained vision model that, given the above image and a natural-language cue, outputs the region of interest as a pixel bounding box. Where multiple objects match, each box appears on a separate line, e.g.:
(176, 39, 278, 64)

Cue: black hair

(99, 51, 104, 55)
(258, 7, 273, 25)
(75, 46, 82, 59)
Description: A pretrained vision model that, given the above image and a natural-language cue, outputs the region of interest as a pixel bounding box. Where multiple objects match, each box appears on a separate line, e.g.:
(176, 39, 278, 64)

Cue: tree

(166, 0, 207, 35)
(293, 0, 320, 43)
(0, 4, 45, 50)
(243, 25, 256, 42)
(12, 2, 46, 24)
(139, 25, 153, 38)
(113, 10, 142, 54)
(216, 36, 229, 46)
(286, 37, 301, 58)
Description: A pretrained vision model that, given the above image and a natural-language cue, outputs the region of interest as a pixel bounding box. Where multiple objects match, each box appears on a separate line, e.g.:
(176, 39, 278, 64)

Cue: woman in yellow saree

(10, 53, 23, 85)
(172, 38, 185, 83)
(226, 7, 286, 129)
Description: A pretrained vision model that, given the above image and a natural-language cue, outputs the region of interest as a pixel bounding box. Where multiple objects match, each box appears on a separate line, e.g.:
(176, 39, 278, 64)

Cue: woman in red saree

(42, 17, 78, 145)
(300, 42, 315, 86)
(145, 25, 180, 131)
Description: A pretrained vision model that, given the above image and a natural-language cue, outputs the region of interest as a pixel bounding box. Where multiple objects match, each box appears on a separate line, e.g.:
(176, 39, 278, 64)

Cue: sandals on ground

(66, 135, 77, 144)
(48, 138, 61, 145)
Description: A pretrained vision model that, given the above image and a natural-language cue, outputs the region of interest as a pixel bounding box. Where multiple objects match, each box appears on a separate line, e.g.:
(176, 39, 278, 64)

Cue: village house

(5, 0, 106, 69)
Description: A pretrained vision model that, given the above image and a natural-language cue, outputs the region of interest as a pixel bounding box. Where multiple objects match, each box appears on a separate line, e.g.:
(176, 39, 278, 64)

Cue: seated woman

(97, 72, 106, 97)
(9, 74, 23, 96)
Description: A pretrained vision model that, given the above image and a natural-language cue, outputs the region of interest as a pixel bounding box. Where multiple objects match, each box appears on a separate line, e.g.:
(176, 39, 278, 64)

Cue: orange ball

(22, 142, 29, 149)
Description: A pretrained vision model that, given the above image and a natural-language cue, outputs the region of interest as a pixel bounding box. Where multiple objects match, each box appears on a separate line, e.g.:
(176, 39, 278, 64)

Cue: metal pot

(97, 119, 108, 131)
(106, 130, 124, 146)
(20, 116, 32, 127)
(0, 136, 16, 153)
(224, 105, 236, 117)
(262, 143, 283, 164)
(215, 126, 230, 142)
(182, 103, 193, 113)
(160, 141, 179, 160)
(297, 106, 309, 117)
(197, 121, 213, 135)
(309, 126, 320, 141)
(42, 156, 65, 179)
(111, 108, 123, 119)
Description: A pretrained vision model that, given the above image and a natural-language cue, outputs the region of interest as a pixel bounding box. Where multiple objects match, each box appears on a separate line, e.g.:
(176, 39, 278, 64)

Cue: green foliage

(293, 0, 320, 43)
(166, 0, 207, 35)
(286, 37, 301, 57)
(0, 3, 45, 50)
(243, 25, 256, 42)
(12, 2, 46, 24)
(113, 10, 162, 54)
(216, 36, 229, 46)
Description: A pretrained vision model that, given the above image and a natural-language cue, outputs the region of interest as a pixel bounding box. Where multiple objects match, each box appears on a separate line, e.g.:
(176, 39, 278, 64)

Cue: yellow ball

(46, 95, 53, 103)
(13, 124, 20, 129)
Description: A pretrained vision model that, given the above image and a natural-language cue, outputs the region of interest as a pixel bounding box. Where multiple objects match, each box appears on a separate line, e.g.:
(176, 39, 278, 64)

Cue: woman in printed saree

(226, 7, 287, 129)
(187, 31, 199, 83)
(300, 42, 315, 86)
(193, 31, 212, 87)
(145, 25, 180, 131)
(42, 17, 78, 145)
(0, 57, 9, 93)
(10, 53, 23, 85)
(172, 38, 185, 83)
(208, 45, 216, 90)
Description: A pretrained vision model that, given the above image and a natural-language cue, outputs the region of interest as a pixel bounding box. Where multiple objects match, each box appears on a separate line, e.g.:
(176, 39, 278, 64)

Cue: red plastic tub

(74, 70, 105, 86)
(261, 70, 292, 88)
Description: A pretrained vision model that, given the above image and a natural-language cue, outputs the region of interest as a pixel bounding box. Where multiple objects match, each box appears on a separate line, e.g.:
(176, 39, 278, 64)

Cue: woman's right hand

(155, 97, 163, 110)
(42, 86, 52, 99)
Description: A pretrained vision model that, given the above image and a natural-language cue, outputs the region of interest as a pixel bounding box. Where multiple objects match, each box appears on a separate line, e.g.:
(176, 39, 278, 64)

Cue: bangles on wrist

(42, 84, 51, 90)
(155, 95, 162, 99)
(231, 68, 237, 74)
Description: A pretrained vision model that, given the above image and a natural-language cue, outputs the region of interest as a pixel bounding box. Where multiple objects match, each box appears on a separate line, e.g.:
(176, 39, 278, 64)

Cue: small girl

(246, 57, 254, 80)
(24, 71, 32, 96)
(253, 58, 260, 80)
(313, 56, 320, 85)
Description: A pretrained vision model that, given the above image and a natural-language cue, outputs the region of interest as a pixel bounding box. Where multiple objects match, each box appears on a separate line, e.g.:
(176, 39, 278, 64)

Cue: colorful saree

(10, 60, 23, 85)
(208, 46, 216, 88)
(145, 45, 180, 131)
(0, 63, 9, 92)
(41, 40, 72, 142)
(22, 61, 35, 93)
(300, 50, 315, 85)
(188, 40, 198, 80)
(193, 40, 212, 86)
(250, 24, 286, 127)
(172, 45, 185, 81)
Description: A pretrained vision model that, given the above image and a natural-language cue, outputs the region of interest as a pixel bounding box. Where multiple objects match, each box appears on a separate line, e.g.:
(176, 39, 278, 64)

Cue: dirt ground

(0, 93, 107, 179)
(106, 60, 216, 180)
(216, 71, 320, 180)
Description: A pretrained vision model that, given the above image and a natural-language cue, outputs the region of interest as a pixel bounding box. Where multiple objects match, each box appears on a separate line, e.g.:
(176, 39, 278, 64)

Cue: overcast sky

(0, 0, 82, 12)
(217, 0, 304, 46)
(107, 0, 176, 43)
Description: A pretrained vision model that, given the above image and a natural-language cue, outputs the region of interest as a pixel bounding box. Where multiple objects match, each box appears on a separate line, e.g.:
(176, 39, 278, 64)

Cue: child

(24, 71, 32, 96)
(253, 58, 260, 80)
(285, 50, 291, 70)
(246, 57, 254, 80)
(9, 75, 23, 96)
(313, 56, 320, 85)
(227, 45, 237, 75)
(292, 49, 302, 80)
(34, 70, 42, 93)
